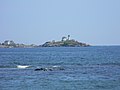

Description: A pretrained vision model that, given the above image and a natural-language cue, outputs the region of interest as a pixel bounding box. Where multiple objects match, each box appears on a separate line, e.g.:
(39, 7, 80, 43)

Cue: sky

(0, 0, 120, 45)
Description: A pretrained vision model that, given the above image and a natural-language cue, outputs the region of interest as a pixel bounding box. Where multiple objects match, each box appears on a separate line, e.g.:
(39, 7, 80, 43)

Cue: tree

(62, 37, 67, 41)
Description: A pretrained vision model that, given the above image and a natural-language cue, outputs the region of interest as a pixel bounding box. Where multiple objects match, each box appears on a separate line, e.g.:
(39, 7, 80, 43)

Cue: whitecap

(17, 65, 30, 69)
(52, 65, 60, 68)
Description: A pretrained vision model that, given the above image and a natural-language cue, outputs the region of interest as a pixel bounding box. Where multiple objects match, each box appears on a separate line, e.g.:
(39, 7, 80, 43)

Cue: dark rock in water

(35, 68, 47, 71)
(48, 68, 53, 71)
(34, 66, 64, 71)
(34, 68, 42, 71)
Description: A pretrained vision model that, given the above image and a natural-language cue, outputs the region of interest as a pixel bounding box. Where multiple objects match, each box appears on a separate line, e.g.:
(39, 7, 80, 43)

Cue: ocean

(0, 46, 120, 90)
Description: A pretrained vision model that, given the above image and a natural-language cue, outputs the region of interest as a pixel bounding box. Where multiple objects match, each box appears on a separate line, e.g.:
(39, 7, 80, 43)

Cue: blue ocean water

(0, 46, 120, 90)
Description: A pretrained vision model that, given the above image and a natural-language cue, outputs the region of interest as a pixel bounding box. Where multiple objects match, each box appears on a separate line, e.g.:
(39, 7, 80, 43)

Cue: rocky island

(42, 35, 90, 47)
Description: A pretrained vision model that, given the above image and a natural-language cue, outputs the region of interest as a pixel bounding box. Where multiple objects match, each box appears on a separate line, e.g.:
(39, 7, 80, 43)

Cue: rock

(35, 68, 47, 71)
(34, 66, 65, 71)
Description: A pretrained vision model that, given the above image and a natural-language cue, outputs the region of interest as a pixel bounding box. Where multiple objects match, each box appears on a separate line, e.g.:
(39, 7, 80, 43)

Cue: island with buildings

(42, 35, 90, 47)
(0, 35, 90, 48)
(0, 40, 37, 48)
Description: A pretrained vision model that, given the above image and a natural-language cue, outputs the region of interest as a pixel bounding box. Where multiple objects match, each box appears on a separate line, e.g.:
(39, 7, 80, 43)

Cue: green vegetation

(42, 39, 90, 47)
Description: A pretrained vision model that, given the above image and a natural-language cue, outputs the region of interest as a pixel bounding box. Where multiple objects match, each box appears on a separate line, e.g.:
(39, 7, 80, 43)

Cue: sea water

(0, 46, 120, 90)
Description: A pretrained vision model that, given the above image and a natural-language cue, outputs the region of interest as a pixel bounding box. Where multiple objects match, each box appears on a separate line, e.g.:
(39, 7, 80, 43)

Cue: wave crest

(17, 65, 30, 69)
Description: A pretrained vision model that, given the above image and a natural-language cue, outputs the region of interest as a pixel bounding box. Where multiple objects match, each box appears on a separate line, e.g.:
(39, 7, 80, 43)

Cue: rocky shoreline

(42, 39, 90, 47)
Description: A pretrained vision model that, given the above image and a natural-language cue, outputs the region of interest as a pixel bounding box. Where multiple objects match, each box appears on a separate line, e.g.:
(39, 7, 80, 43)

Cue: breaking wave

(16, 65, 30, 69)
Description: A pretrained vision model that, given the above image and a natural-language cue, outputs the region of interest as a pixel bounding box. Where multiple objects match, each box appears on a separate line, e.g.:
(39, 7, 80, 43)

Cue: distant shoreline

(0, 45, 120, 49)
(0, 36, 91, 48)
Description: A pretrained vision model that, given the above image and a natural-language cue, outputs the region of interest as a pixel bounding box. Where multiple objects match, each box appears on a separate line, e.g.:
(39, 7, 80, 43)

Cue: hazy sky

(0, 0, 120, 45)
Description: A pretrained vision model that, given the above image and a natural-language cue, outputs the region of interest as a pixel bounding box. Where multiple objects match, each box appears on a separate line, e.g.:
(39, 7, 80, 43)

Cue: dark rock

(48, 68, 53, 71)
(34, 68, 42, 71)
(34, 67, 65, 71)
(35, 68, 47, 71)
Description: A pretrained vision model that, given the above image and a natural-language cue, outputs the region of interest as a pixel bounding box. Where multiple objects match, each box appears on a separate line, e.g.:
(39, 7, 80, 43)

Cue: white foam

(17, 65, 29, 69)
(52, 65, 60, 68)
